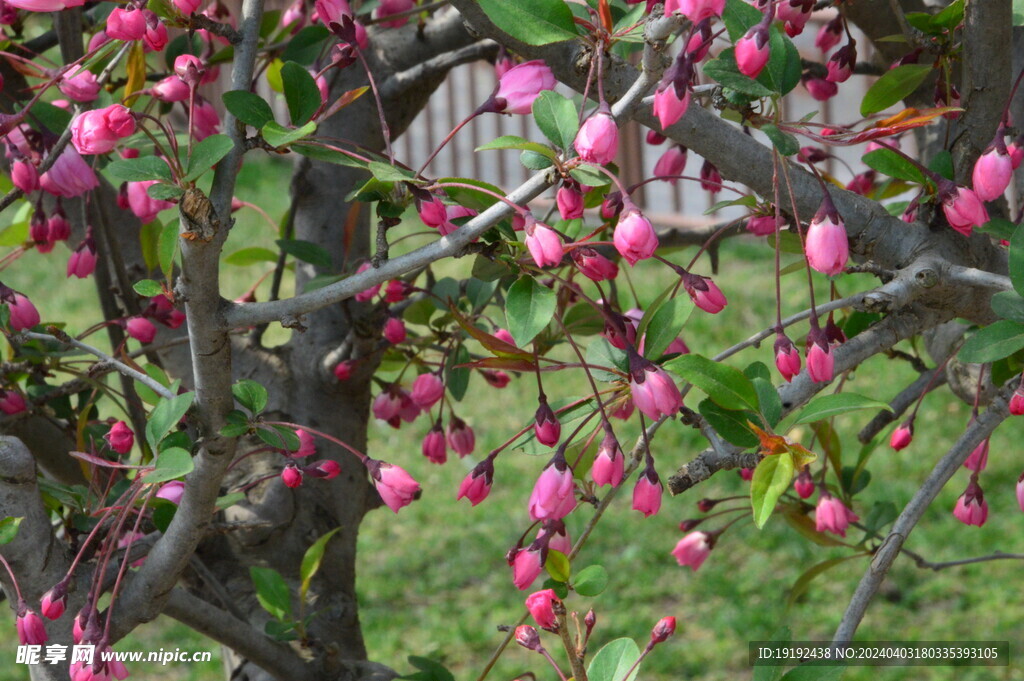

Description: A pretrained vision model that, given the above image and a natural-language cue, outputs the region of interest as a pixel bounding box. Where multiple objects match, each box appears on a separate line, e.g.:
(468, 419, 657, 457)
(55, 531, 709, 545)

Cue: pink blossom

(40, 148, 99, 197)
(653, 145, 687, 184)
(155, 480, 185, 505)
(369, 460, 420, 513)
(1009, 386, 1024, 415)
(372, 390, 403, 422)
(525, 220, 564, 268)
(8, 293, 39, 330)
(419, 197, 447, 228)
(630, 364, 682, 421)
(972, 147, 1012, 202)
(446, 417, 475, 457)
(148, 295, 185, 329)
(574, 111, 618, 165)
(127, 180, 175, 224)
(291, 429, 316, 457)
(746, 214, 777, 236)
(106, 7, 148, 41)
(683, 273, 727, 314)
(804, 76, 838, 101)
(942, 186, 988, 236)
(40, 584, 67, 621)
(174, 0, 203, 14)
(556, 185, 584, 220)
(372, 0, 413, 28)
(16, 608, 47, 645)
(421, 426, 447, 464)
(525, 589, 559, 631)
(777, 0, 813, 36)
(591, 432, 624, 487)
(353, 262, 381, 302)
(70, 105, 136, 155)
(7, 0, 71, 10)
(192, 100, 221, 140)
(774, 334, 801, 382)
(653, 85, 690, 129)
(493, 60, 556, 115)
(671, 531, 712, 571)
(11, 161, 39, 194)
(613, 209, 658, 265)
(889, 423, 913, 451)
(315, 0, 352, 27)
(632, 465, 663, 517)
(494, 328, 516, 346)
(411, 373, 444, 409)
(514, 624, 542, 650)
(383, 317, 406, 344)
(699, 160, 722, 194)
(538, 524, 571, 555)
(457, 456, 494, 506)
(964, 439, 988, 473)
(735, 26, 770, 78)
(826, 42, 857, 83)
(282, 465, 303, 488)
(806, 335, 834, 383)
(143, 13, 169, 52)
(511, 547, 543, 591)
(533, 401, 561, 446)
(571, 247, 619, 281)
(333, 361, 353, 381)
(952, 478, 987, 527)
(0, 391, 27, 415)
(805, 214, 848, 276)
(58, 66, 100, 102)
(664, 0, 724, 22)
(793, 468, 814, 499)
(815, 493, 858, 537)
(152, 76, 191, 102)
(125, 316, 156, 344)
(651, 616, 676, 643)
(311, 459, 341, 479)
(816, 15, 843, 53)
(528, 457, 576, 521)
(105, 421, 135, 454)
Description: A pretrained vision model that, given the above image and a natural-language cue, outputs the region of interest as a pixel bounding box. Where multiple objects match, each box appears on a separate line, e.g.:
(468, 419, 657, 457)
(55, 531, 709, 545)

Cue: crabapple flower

(805, 201, 848, 276)
(446, 417, 475, 457)
(40, 583, 67, 621)
(794, 468, 814, 499)
(815, 492, 858, 537)
(890, 422, 913, 451)
(525, 589, 559, 631)
(777, 0, 813, 36)
(653, 145, 688, 183)
(411, 373, 444, 409)
(964, 438, 989, 473)
(281, 465, 303, 488)
(630, 357, 682, 421)
(292, 429, 316, 458)
(774, 333, 801, 382)
(571, 247, 619, 281)
(174, 0, 203, 14)
(533, 400, 561, 446)
(491, 60, 555, 115)
(524, 218, 564, 268)
(574, 110, 618, 165)
(653, 85, 690, 129)
(804, 76, 838, 101)
(816, 15, 843, 52)
(953, 477, 987, 527)
(40, 148, 99, 198)
(632, 463, 663, 517)
(826, 41, 856, 83)
(308, 460, 341, 479)
(651, 616, 676, 644)
(372, 389, 403, 422)
(942, 186, 989, 236)
(511, 546, 544, 591)
(70, 105, 136, 155)
(591, 432, 624, 488)
(105, 421, 134, 454)
(48, 211, 70, 243)
(671, 531, 712, 571)
(699, 159, 722, 194)
(16, 608, 47, 645)
(58, 66, 100, 102)
(368, 460, 420, 513)
(805, 329, 834, 383)
(333, 360, 353, 381)
(7, 293, 40, 331)
(353, 262, 381, 302)
(125, 316, 156, 344)
(1010, 385, 1024, 415)
(613, 208, 659, 265)
(383, 317, 406, 344)
(537, 523, 571, 555)
(156, 480, 185, 505)
(682, 273, 727, 314)
(735, 25, 770, 78)
(0, 391, 27, 415)
(556, 185, 584, 220)
(106, 7, 148, 41)
(11, 161, 39, 194)
(373, 0, 413, 28)
(422, 426, 447, 464)
(665, 0, 724, 23)
(457, 456, 494, 506)
(528, 454, 576, 521)
(747, 214, 778, 236)
(973, 146, 1012, 201)
(7, 0, 77, 9)
(127, 180, 175, 223)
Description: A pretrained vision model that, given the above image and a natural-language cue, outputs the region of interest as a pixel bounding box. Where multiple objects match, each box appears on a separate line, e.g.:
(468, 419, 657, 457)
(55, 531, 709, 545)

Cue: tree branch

(379, 40, 500, 100)
(832, 382, 1017, 643)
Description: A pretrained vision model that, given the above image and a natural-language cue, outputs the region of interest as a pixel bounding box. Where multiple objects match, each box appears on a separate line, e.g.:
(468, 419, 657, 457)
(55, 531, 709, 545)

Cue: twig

(857, 367, 945, 443)
(911, 551, 1024, 572)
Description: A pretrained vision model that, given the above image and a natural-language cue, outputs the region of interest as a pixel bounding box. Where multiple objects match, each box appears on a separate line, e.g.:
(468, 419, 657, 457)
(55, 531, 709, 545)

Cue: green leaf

(250, 566, 292, 621)
(262, 120, 317, 148)
(573, 564, 608, 597)
(643, 296, 694, 359)
(779, 664, 845, 681)
(978, 217, 1018, 241)
(291, 143, 367, 168)
(505, 276, 556, 347)
(699, 399, 759, 447)
(930, 0, 964, 30)
(532, 91, 579, 151)
(225, 247, 279, 266)
(281, 25, 330, 64)
(569, 164, 609, 187)
(752, 377, 782, 427)
(544, 549, 571, 582)
(860, 64, 932, 116)
(1011, 223, 1024, 297)
(588, 638, 641, 681)
(281, 61, 322, 126)
(665, 353, 760, 411)
(367, 161, 416, 183)
(401, 656, 457, 681)
(753, 626, 792, 681)
(445, 345, 471, 401)
(158, 219, 179, 279)
(185, 134, 234, 183)
(477, 0, 578, 45)
(475, 135, 557, 159)
(105, 157, 173, 183)
(232, 379, 268, 414)
(0, 517, 23, 545)
(992, 291, 1024, 324)
(132, 279, 163, 297)
(958, 320, 1024, 363)
(750, 451, 794, 529)
(256, 425, 301, 451)
(862, 148, 925, 183)
(145, 392, 195, 451)
(722, 0, 762, 41)
(144, 447, 194, 483)
(787, 555, 863, 608)
(148, 184, 184, 201)
(762, 123, 799, 156)
(763, 26, 801, 96)
(521, 150, 554, 170)
(299, 527, 342, 602)
(928, 149, 954, 181)
(275, 239, 333, 268)
(223, 90, 275, 128)
(586, 338, 628, 382)
(791, 393, 893, 425)
(703, 49, 775, 98)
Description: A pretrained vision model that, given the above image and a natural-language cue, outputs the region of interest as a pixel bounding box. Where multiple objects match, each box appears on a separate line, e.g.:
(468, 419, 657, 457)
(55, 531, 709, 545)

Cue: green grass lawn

(1, 156, 1021, 681)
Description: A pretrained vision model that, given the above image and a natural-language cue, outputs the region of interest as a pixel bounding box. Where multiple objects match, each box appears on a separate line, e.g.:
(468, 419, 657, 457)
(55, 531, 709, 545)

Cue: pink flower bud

(40, 584, 67, 621)
(126, 316, 157, 344)
(525, 589, 559, 631)
(805, 212, 849, 276)
(774, 337, 803, 382)
(156, 480, 185, 505)
(972, 146, 1012, 202)
(152, 75, 191, 102)
(421, 426, 447, 464)
(106, 7, 148, 41)
(41, 148, 99, 198)
(632, 465, 663, 517)
(446, 417, 475, 457)
(653, 145, 688, 184)
(282, 464, 303, 488)
(671, 531, 712, 571)
(746, 214, 777, 236)
(735, 26, 770, 78)
(653, 85, 690, 129)
(48, 211, 70, 242)
(890, 423, 913, 451)
(16, 608, 47, 645)
(1010, 385, 1024, 415)
(511, 546, 544, 591)
(353, 262, 381, 302)
(418, 197, 447, 228)
(457, 456, 494, 506)
(105, 421, 134, 454)
(815, 492, 858, 537)
(964, 438, 989, 472)
(683, 273, 727, 314)
(534, 401, 561, 446)
(494, 328, 516, 346)
(538, 523, 571, 555)
(630, 362, 682, 421)
(58, 66, 101, 103)
(315, 0, 352, 28)
(514, 623, 542, 650)
(699, 160, 722, 194)
(525, 220, 564, 268)
(308, 459, 341, 479)
(384, 279, 410, 304)
(174, 54, 206, 84)
(528, 455, 576, 521)
(664, 0, 724, 23)
(651, 616, 676, 644)
(127, 180, 175, 224)
(11, 161, 40, 194)
(804, 76, 838, 101)
(174, 0, 203, 14)
(373, 389, 403, 422)
(574, 111, 618, 165)
(826, 41, 857, 83)
(0, 391, 27, 415)
(8, 293, 40, 331)
(1009, 139, 1024, 169)
(368, 460, 420, 513)
(411, 373, 444, 409)
(372, 0, 413, 28)
(816, 15, 843, 53)
(942, 186, 989, 236)
(493, 60, 556, 115)
(291, 429, 316, 457)
(646, 129, 667, 145)
(556, 185, 585, 220)
(777, 0, 813, 36)
(143, 13, 169, 52)
(591, 431, 624, 487)
(845, 171, 875, 196)
(952, 478, 987, 527)
(192, 99, 221, 140)
(383, 317, 406, 344)
(571, 247, 619, 281)
(67, 238, 97, 279)
(794, 468, 814, 499)
(333, 360, 353, 381)
(70, 105, 136, 155)
(806, 333, 834, 383)
(613, 208, 659, 265)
